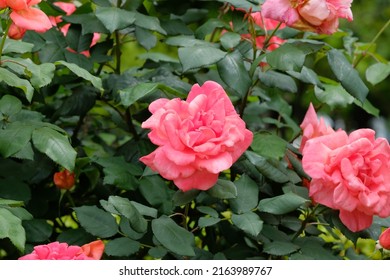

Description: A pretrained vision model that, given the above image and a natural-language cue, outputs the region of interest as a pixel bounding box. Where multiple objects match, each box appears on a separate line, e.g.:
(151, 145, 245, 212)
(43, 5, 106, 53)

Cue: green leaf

(32, 126, 76, 171)
(95, 7, 135, 33)
(152, 215, 195, 256)
(179, 46, 226, 72)
(134, 11, 166, 35)
(266, 44, 306, 72)
(258, 193, 309, 215)
(366, 62, 390, 85)
(0, 178, 31, 203)
(287, 66, 323, 87)
(251, 132, 287, 160)
(0, 122, 35, 158)
(245, 151, 290, 183)
(139, 176, 174, 212)
(229, 175, 259, 214)
(2, 39, 33, 54)
(259, 70, 297, 93)
(119, 83, 159, 107)
(107, 196, 147, 233)
(130, 201, 158, 218)
(23, 219, 52, 243)
(314, 83, 354, 109)
(57, 228, 95, 247)
(207, 179, 237, 199)
(74, 205, 118, 238)
(94, 156, 142, 190)
(173, 189, 200, 206)
(0, 208, 25, 252)
(198, 217, 221, 228)
(0, 95, 22, 116)
(327, 49, 368, 102)
(220, 32, 242, 49)
(165, 35, 215, 47)
(217, 51, 251, 97)
(231, 212, 263, 237)
(197, 206, 219, 218)
(263, 241, 300, 256)
(135, 26, 157, 50)
(0, 68, 34, 102)
(55, 60, 102, 90)
(105, 237, 141, 257)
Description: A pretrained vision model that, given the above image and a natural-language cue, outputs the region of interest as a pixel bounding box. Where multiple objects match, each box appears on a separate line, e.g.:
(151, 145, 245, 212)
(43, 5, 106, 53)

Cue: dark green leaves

(95, 7, 136, 33)
(32, 127, 77, 171)
(258, 193, 309, 215)
(207, 179, 237, 199)
(179, 46, 226, 72)
(0, 208, 26, 252)
(327, 49, 368, 102)
(74, 205, 118, 238)
(217, 51, 251, 97)
(231, 212, 263, 237)
(152, 215, 195, 256)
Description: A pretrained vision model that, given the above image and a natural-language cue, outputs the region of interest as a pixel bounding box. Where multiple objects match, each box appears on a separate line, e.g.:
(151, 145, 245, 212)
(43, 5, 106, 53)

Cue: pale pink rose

(140, 81, 253, 192)
(5, 0, 52, 33)
(261, 0, 353, 34)
(19, 240, 105, 260)
(302, 129, 390, 232)
(299, 103, 335, 152)
(379, 228, 390, 250)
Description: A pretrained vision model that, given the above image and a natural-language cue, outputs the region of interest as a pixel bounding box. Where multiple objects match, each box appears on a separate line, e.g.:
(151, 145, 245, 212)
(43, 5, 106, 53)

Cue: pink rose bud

(140, 81, 253, 192)
(379, 228, 390, 250)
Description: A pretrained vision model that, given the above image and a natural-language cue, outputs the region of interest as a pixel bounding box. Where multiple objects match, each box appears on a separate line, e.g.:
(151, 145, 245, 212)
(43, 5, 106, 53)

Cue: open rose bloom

(0, 0, 52, 38)
(140, 81, 253, 192)
(261, 0, 353, 34)
(300, 105, 390, 232)
(19, 240, 104, 260)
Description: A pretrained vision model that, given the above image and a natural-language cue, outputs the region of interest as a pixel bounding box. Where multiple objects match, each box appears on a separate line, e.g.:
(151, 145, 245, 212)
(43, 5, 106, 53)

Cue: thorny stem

(239, 21, 282, 117)
(353, 18, 390, 68)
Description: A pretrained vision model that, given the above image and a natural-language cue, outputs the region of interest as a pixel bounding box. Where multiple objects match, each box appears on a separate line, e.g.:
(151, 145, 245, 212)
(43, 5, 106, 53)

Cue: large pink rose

(299, 103, 335, 152)
(261, 0, 353, 34)
(19, 240, 105, 260)
(302, 128, 390, 232)
(140, 81, 253, 192)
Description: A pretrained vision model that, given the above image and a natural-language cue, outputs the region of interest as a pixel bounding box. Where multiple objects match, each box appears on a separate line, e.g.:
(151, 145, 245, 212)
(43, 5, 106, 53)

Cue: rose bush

(140, 81, 253, 191)
(261, 0, 353, 34)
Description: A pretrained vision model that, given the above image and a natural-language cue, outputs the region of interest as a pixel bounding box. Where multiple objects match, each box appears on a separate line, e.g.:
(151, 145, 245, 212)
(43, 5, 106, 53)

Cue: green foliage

(0, 0, 388, 261)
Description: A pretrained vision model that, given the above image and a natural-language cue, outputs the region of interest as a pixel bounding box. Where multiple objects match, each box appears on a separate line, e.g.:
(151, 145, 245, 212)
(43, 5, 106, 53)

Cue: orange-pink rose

(261, 0, 353, 34)
(302, 127, 390, 232)
(2, 0, 52, 34)
(379, 228, 390, 250)
(140, 81, 253, 192)
(18, 240, 105, 260)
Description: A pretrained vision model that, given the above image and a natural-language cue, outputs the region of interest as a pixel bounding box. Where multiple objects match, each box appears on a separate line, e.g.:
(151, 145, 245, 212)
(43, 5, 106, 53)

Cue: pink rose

(261, 0, 353, 34)
(19, 240, 105, 260)
(379, 228, 390, 250)
(302, 128, 390, 232)
(299, 103, 335, 152)
(140, 81, 253, 192)
(4, 0, 52, 34)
